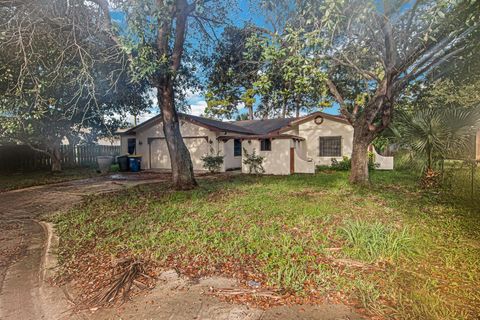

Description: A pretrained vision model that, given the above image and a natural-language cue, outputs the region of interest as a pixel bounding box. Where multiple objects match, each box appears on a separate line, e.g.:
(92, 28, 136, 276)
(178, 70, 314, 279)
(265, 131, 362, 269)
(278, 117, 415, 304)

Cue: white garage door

(150, 137, 210, 170)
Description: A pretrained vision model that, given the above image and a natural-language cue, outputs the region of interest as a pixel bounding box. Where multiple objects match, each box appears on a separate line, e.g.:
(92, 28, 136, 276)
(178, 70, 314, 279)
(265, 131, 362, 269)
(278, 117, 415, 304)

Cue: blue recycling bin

(128, 156, 142, 172)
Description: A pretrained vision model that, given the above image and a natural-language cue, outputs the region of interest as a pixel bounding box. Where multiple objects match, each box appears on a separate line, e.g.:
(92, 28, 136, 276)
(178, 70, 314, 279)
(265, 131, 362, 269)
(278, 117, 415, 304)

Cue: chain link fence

(441, 159, 479, 207)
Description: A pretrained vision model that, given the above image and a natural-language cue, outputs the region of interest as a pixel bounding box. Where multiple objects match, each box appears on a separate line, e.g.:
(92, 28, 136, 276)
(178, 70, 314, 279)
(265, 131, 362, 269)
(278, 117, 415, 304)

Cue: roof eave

(278, 112, 350, 133)
(121, 113, 255, 136)
(217, 134, 305, 141)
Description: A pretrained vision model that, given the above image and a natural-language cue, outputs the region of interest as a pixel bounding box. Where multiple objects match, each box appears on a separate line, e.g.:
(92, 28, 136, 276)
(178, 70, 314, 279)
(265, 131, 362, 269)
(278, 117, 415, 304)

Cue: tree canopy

(256, 0, 480, 182)
(89, 0, 236, 189)
(204, 26, 263, 120)
(0, 0, 150, 171)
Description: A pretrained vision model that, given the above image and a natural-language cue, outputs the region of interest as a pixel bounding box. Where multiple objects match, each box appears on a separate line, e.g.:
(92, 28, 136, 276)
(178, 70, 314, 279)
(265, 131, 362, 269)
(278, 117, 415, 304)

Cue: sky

(126, 0, 340, 124)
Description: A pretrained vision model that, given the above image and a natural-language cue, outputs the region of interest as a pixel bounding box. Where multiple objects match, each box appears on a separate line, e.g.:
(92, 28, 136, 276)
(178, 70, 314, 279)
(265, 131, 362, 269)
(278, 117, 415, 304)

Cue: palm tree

(393, 107, 480, 173)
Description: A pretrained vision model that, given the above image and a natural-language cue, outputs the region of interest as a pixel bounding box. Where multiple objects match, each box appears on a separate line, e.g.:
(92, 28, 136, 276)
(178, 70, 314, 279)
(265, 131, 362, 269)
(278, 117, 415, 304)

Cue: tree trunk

(50, 145, 62, 172)
(247, 103, 254, 120)
(349, 125, 374, 184)
(426, 145, 433, 171)
(158, 80, 197, 190)
(295, 96, 301, 118)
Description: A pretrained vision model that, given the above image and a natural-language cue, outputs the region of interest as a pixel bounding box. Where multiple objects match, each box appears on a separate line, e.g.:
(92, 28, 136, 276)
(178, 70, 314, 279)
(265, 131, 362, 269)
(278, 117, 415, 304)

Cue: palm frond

(392, 105, 480, 167)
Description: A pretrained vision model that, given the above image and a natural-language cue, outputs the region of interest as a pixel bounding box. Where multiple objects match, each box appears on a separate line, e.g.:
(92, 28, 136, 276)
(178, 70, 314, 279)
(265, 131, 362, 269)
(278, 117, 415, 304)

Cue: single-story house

(119, 111, 393, 174)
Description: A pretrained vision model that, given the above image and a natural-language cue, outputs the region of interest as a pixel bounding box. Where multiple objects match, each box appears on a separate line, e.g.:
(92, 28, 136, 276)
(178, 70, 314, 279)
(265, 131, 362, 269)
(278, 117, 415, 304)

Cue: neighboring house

(119, 111, 393, 174)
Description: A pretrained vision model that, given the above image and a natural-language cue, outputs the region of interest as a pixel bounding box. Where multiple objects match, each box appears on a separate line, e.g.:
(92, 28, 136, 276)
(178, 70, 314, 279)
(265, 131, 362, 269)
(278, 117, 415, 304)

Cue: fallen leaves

(207, 287, 283, 300)
(55, 249, 157, 311)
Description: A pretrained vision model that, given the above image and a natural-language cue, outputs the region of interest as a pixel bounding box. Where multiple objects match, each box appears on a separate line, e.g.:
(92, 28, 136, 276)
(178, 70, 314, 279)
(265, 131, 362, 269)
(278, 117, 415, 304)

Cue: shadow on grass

(0, 167, 101, 192)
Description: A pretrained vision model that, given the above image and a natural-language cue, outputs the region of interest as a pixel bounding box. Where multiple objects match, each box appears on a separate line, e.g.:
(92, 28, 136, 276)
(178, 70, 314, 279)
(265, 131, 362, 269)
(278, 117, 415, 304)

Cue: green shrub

(331, 156, 351, 171)
(201, 151, 224, 173)
(317, 154, 377, 172)
(315, 165, 331, 172)
(368, 151, 379, 170)
(243, 148, 265, 173)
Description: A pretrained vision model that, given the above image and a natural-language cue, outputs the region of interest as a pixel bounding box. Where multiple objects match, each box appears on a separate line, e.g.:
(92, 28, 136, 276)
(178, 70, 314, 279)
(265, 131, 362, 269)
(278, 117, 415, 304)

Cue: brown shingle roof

(183, 114, 256, 134)
(121, 111, 349, 136)
(122, 113, 255, 135)
(230, 118, 296, 135)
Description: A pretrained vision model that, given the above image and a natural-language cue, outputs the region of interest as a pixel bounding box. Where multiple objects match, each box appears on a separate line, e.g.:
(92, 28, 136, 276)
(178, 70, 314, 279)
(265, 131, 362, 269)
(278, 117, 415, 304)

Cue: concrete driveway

(0, 173, 170, 320)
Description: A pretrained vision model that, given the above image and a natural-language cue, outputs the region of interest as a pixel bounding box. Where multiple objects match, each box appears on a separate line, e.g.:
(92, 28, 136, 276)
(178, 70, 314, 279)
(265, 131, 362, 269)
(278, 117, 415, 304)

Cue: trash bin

(128, 156, 142, 172)
(117, 155, 129, 172)
(97, 156, 113, 174)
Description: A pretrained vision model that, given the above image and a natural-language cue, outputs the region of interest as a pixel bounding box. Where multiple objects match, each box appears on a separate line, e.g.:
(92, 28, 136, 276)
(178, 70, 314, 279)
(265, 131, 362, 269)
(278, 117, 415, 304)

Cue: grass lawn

(56, 171, 480, 319)
(0, 167, 103, 192)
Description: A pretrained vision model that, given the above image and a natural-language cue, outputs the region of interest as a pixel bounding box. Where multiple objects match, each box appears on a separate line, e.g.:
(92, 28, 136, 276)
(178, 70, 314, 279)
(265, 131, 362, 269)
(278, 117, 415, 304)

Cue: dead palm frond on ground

(74, 259, 153, 310)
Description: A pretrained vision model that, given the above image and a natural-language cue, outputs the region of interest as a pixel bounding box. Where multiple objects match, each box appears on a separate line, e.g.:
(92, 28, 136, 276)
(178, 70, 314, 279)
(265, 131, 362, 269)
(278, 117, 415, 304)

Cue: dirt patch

(83, 270, 362, 320)
(0, 220, 26, 286)
(56, 247, 363, 320)
(56, 250, 157, 310)
(60, 244, 369, 316)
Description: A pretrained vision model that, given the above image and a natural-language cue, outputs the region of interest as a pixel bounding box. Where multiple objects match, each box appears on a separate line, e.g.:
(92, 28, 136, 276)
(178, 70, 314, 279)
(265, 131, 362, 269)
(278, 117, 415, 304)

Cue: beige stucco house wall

(240, 137, 315, 175)
(120, 134, 135, 155)
(241, 139, 291, 175)
(119, 111, 391, 174)
(283, 116, 354, 166)
(293, 140, 316, 173)
(143, 120, 218, 171)
(124, 119, 218, 170)
(123, 117, 248, 171)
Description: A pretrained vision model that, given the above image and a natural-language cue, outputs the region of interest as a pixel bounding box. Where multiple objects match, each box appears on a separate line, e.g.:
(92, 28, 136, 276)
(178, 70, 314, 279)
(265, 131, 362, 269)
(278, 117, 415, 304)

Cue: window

(319, 136, 342, 157)
(127, 138, 136, 154)
(234, 139, 242, 157)
(260, 139, 271, 151)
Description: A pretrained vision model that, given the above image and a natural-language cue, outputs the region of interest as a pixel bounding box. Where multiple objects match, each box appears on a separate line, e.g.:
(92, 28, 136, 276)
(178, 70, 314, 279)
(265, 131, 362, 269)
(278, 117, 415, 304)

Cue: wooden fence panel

(0, 144, 121, 172)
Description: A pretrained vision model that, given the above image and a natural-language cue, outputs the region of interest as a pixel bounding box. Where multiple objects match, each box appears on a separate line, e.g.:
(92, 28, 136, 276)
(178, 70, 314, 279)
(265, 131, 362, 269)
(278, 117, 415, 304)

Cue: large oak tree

(262, 0, 480, 183)
(92, 0, 233, 190)
(0, 0, 148, 171)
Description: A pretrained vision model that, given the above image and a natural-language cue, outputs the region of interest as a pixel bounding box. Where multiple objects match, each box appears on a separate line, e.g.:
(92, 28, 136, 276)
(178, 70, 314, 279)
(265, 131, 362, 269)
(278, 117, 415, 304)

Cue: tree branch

(331, 56, 380, 82)
(171, 0, 191, 72)
(89, 0, 121, 47)
(381, 14, 396, 75)
(395, 44, 467, 92)
(325, 78, 354, 124)
(156, 0, 174, 57)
